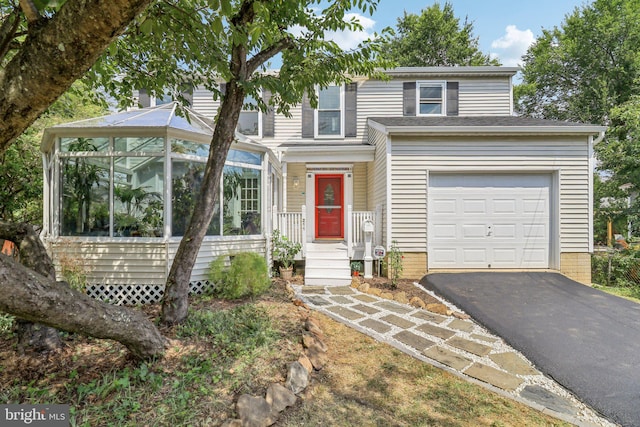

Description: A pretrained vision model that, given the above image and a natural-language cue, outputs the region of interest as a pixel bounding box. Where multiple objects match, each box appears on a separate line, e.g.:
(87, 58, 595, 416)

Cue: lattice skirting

(86, 281, 213, 306)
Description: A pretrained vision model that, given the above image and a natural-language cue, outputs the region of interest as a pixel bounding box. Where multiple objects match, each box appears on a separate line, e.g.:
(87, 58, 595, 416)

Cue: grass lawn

(593, 284, 640, 304)
(0, 281, 569, 426)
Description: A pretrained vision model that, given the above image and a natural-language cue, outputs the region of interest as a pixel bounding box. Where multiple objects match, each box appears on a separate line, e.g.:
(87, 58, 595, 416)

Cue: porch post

(347, 204, 353, 258)
(301, 205, 307, 257)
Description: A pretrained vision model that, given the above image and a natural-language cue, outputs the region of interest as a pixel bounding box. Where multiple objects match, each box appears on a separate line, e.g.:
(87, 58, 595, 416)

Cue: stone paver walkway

(294, 283, 616, 427)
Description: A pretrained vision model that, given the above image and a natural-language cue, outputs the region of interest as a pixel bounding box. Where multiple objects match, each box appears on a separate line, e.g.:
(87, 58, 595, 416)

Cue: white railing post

(347, 204, 353, 258)
(301, 205, 307, 257)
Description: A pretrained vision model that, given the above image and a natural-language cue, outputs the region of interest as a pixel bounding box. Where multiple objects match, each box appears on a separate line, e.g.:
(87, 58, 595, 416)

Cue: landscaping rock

(285, 361, 309, 394)
(305, 318, 323, 338)
(452, 311, 471, 320)
(306, 343, 328, 370)
(298, 354, 313, 373)
(266, 383, 297, 413)
(394, 291, 408, 304)
(302, 332, 328, 353)
(358, 282, 370, 293)
(426, 303, 449, 315)
(236, 394, 276, 427)
(410, 297, 426, 309)
(368, 288, 382, 296)
(381, 292, 394, 300)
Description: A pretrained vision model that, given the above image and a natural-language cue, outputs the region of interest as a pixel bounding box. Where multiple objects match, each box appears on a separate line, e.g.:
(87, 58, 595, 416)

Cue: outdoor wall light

(292, 177, 299, 188)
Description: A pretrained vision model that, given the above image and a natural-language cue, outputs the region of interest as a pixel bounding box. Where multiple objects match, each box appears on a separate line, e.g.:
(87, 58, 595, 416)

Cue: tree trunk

(161, 80, 245, 324)
(1, 222, 62, 352)
(0, 221, 165, 359)
(0, 255, 166, 359)
(0, 0, 153, 155)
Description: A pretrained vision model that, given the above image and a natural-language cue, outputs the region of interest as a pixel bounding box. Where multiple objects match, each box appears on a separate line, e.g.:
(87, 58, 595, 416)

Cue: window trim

(237, 90, 263, 138)
(314, 84, 345, 139)
(416, 80, 446, 117)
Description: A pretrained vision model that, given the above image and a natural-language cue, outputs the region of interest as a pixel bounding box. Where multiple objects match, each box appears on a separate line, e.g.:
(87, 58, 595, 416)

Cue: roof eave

(380, 125, 607, 136)
(382, 66, 520, 78)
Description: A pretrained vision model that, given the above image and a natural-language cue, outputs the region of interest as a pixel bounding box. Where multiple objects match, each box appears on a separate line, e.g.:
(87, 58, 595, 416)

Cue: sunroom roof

(41, 102, 215, 152)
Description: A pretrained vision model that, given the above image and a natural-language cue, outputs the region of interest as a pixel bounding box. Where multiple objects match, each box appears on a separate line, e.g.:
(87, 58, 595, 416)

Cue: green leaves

(382, 2, 498, 67)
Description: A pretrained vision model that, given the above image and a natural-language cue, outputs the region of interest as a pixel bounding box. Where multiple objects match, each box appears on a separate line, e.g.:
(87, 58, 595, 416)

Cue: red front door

(315, 174, 344, 239)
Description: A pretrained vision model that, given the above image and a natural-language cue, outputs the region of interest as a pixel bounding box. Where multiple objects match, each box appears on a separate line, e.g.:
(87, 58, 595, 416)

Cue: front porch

(273, 205, 382, 285)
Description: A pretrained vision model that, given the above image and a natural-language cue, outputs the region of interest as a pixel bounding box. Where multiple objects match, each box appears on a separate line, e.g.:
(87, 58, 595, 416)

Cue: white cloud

(290, 13, 377, 52)
(490, 25, 535, 67)
(325, 13, 377, 51)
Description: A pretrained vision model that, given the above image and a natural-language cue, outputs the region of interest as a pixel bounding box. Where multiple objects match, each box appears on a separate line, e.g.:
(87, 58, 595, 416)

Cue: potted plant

(272, 229, 301, 280)
(351, 261, 363, 276)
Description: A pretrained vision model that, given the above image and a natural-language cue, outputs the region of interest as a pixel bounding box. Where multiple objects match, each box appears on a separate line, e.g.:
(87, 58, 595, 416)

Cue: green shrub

(208, 252, 270, 300)
(592, 249, 640, 287)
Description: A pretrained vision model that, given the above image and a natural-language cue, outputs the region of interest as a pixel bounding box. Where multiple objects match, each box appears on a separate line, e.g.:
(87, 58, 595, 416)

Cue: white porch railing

(274, 204, 382, 260)
(273, 205, 306, 257)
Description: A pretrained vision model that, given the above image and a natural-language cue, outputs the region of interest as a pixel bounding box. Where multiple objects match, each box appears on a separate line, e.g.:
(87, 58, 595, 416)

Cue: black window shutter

(262, 89, 275, 137)
(345, 82, 357, 137)
(138, 89, 150, 108)
(301, 91, 314, 138)
(446, 81, 459, 116)
(403, 82, 416, 116)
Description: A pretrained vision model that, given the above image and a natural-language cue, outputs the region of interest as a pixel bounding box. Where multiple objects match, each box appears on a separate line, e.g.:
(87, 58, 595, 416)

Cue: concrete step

(304, 275, 353, 286)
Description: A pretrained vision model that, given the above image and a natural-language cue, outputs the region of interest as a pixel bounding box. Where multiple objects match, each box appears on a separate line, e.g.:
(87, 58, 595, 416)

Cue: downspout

(588, 130, 606, 253)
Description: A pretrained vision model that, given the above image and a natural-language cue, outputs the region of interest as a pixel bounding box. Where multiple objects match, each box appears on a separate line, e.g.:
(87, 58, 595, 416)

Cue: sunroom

(40, 103, 281, 305)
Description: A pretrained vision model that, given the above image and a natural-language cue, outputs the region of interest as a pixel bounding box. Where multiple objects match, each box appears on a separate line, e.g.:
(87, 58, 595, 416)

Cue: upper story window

(315, 85, 344, 137)
(237, 94, 261, 137)
(403, 81, 458, 117)
(417, 81, 446, 116)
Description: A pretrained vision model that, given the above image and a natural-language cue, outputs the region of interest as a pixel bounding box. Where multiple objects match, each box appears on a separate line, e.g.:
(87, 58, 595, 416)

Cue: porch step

(304, 242, 352, 286)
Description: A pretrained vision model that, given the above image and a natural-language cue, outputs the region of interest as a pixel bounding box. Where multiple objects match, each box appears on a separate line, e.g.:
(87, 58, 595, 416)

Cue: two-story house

(40, 67, 605, 303)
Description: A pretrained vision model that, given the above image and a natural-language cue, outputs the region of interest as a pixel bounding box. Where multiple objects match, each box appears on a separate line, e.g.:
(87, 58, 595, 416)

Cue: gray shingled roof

(369, 116, 600, 128)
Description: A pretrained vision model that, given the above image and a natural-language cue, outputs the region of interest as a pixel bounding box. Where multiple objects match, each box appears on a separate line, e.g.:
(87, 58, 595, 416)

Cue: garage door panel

(462, 199, 487, 214)
(431, 224, 457, 239)
(493, 199, 517, 214)
(432, 199, 456, 214)
(492, 224, 517, 239)
(462, 224, 486, 239)
(462, 249, 488, 263)
(428, 174, 550, 269)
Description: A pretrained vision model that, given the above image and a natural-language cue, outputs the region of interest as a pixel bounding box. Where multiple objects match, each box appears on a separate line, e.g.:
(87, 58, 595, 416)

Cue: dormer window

(417, 81, 445, 116)
(315, 85, 344, 137)
(403, 81, 458, 117)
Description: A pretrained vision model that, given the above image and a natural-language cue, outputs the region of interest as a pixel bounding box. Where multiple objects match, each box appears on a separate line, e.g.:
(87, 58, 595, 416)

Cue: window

(237, 94, 261, 136)
(417, 81, 446, 116)
(315, 85, 344, 137)
(59, 137, 165, 238)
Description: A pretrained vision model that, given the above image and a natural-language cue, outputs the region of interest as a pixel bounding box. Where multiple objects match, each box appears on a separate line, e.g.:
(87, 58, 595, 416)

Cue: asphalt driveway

(420, 272, 640, 427)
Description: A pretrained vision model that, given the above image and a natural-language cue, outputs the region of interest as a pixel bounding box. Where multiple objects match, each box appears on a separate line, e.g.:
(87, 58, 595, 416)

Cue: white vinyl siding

(51, 240, 168, 285)
(459, 79, 512, 116)
(190, 75, 513, 147)
(285, 163, 307, 211)
(367, 125, 389, 245)
(51, 237, 267, 286)
(389, 136, 590, 258)
(168, 237, 266, 283)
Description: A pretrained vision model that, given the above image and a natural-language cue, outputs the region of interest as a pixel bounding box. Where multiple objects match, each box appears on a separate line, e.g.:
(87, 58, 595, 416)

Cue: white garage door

(428, 174, 550, 269)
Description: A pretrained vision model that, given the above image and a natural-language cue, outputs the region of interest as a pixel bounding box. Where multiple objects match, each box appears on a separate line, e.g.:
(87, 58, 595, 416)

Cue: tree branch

(246, 36, 294, 75)
(0, 5, 21, 61)
(18, 0, 39, 23)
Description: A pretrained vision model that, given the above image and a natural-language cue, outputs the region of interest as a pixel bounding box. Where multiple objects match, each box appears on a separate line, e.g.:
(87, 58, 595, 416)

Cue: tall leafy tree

(91, 0, 393, 324)
(516, 0, 640, 242)
(0, 83, 106, 225)
(382, 1, 499, 66)
(0, 0, 167, 359)
(516, 0, 640, 124)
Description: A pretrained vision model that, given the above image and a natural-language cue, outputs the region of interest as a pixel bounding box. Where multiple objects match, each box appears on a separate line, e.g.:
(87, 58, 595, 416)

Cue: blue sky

(328, 0, 588, 67)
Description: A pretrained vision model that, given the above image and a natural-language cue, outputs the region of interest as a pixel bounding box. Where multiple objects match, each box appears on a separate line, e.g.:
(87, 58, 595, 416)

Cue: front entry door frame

(315, 174, 344, 239)
(305, 164, 353, 243)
